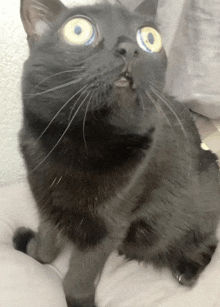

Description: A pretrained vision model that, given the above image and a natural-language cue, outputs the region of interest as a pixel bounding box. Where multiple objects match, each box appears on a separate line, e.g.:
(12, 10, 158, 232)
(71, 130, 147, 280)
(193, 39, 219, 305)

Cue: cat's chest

(49, 172, 112, 209)
(35, 157, 132, 213)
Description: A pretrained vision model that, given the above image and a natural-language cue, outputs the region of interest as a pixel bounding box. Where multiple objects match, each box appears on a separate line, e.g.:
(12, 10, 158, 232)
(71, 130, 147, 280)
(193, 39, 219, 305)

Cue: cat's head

(21, 0, 167, 135)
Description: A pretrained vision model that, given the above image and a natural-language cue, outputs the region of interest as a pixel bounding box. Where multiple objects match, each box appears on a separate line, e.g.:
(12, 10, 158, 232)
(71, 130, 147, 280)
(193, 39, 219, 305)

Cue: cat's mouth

(114, 74, 134, 89)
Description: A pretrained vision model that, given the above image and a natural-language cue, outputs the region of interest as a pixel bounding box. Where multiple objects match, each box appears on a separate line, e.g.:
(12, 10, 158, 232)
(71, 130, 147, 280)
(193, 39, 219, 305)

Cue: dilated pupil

(148, 33, 154, 44)
(74, 25, 82, 35)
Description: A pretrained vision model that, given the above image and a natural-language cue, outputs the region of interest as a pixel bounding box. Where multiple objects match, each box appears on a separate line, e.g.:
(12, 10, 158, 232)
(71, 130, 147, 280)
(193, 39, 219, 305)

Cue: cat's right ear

(20, 0, 66, 47)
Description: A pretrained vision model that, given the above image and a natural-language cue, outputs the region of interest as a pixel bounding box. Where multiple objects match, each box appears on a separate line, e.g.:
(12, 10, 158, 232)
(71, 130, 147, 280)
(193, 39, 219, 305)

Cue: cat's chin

(110, 85, 138, 109)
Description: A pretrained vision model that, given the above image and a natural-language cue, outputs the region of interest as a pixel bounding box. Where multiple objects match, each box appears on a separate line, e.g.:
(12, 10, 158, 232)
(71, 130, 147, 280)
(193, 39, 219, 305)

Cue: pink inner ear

(35, 20, 50, 36)
(20, 0, 65, 42)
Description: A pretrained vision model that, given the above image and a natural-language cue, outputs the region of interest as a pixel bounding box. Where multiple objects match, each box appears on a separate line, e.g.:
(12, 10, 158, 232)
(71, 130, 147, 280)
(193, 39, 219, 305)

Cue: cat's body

(14, 0, 220, 306)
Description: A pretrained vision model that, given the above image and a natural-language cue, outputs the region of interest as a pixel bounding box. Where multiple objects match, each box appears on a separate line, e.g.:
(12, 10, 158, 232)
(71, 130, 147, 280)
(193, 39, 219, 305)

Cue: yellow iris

(62, 17, 95, 45)
(137, 27, 162, 53)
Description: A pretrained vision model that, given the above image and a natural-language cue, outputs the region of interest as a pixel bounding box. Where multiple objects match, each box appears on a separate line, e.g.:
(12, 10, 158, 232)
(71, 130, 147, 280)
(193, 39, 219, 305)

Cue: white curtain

(157, 0, 220, 119)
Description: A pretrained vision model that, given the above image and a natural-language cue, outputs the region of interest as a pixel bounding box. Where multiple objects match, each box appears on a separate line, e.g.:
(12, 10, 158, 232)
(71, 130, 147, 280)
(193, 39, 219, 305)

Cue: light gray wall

(0, 0, 28, 187)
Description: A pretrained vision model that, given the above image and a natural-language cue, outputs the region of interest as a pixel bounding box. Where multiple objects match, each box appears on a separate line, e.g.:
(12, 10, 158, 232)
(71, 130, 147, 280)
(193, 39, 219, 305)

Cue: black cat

(14, 0, 220, 306)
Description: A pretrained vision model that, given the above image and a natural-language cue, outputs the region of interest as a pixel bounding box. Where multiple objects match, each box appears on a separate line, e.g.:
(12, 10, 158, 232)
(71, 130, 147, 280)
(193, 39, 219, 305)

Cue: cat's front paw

(174, 263, 200, 287)
(174, 243, 217, 287)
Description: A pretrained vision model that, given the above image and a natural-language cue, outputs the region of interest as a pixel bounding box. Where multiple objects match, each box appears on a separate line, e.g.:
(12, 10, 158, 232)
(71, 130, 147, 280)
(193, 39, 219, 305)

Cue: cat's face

(21, 0, 167, 135)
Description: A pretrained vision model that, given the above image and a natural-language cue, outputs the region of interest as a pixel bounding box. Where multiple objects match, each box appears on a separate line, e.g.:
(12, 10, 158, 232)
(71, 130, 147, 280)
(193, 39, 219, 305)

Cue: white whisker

(33, 69, 83, 91)
(144, 89, 175, 133)
(68, 89, 88, 122)
(56, 176, 63, 185)
(31, 92, 90, 173)
(149, 85, 192, 176)
(35, 84, 88, 143)
(139, 92, 145, 113)
(49, 177, 57, 188)
(149, 86, 188, 140)
(83, 92, 95, 151)
(28, 79, 83, 96)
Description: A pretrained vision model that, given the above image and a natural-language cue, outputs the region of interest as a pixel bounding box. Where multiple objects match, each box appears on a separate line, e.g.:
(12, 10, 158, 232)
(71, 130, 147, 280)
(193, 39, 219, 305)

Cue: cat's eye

(62, 17, 96, 46)
(136, 27, 162, 53)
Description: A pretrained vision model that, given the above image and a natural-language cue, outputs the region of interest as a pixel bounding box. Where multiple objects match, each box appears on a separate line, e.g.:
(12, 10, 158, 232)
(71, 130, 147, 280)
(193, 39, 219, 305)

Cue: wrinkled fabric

(157, 0, 220, 119)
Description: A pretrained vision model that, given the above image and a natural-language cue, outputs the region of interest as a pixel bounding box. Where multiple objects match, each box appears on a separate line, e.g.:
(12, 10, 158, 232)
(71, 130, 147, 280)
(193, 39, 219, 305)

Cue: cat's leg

(120, 220, 218, 287)
(64, 237, 118, 307)
(13, 221, 62, 264)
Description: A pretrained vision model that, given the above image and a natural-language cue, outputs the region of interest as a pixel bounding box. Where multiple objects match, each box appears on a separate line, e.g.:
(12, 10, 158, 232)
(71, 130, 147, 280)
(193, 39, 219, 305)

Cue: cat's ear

(107, 0, 122, 4)
(20, 0, 65, 46)
(134, 0, 158, 16)
(107, 0, 158, 15)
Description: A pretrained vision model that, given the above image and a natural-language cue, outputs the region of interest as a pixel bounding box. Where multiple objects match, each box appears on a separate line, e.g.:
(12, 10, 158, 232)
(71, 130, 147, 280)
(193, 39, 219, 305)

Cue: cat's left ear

(108, 0, 158, 16)
(134, 0, 158, 17)
(20, 0, 66, 46)
(107, 0, 121, 4)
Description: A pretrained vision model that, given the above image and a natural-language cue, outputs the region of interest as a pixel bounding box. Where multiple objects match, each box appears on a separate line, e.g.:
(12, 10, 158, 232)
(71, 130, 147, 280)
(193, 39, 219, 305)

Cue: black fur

(13, 227, 35, 253)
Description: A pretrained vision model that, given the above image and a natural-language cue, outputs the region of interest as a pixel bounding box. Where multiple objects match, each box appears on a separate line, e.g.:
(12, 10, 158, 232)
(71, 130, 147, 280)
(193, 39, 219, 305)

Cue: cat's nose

(115, 42, 139, 60)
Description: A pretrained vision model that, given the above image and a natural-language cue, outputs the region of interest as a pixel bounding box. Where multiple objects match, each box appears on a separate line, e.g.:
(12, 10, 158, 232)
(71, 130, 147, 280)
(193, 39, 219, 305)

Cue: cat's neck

(23, 109, 156, 172)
